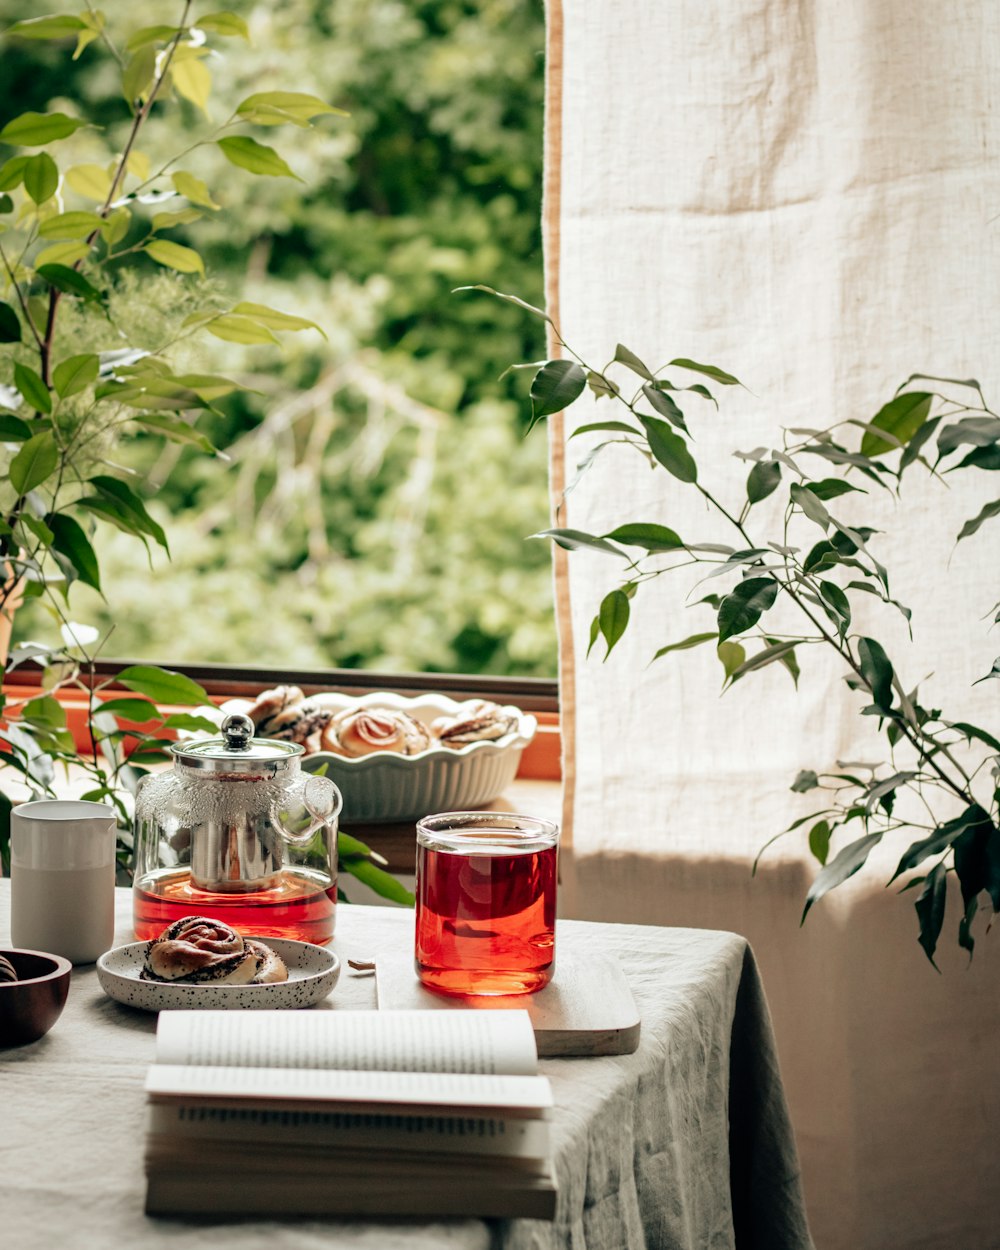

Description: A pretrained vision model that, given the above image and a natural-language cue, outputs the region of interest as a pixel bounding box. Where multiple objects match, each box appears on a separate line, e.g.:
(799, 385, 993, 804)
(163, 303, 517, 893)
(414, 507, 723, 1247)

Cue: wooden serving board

(374, 950, 641, 1057)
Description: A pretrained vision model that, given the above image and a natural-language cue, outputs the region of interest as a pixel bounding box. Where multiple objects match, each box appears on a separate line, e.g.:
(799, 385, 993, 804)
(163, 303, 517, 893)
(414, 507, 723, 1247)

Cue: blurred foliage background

(2, 0, 555, 677)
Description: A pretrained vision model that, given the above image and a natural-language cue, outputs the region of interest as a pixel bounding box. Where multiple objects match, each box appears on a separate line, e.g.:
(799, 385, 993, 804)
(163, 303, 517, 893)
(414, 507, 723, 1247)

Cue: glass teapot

(132, 713, 342, 945)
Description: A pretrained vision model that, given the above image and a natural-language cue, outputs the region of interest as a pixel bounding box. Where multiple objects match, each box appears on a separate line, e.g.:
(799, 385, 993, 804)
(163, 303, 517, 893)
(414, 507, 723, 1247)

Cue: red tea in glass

(415, 812, 559, 996)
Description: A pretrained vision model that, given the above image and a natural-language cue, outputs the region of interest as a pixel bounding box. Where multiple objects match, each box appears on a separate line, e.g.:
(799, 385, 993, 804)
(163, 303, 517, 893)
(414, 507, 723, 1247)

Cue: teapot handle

(272, 774, 343, 847)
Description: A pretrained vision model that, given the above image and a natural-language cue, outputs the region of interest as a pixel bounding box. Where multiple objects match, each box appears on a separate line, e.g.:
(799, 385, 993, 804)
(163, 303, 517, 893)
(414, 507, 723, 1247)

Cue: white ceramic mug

(10, 799, 117, 965)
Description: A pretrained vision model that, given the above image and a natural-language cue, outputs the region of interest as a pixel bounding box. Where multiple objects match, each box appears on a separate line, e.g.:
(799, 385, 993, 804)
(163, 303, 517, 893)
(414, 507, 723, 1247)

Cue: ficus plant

(0, 5, 409, 905)
(466, 284, 1000, 966)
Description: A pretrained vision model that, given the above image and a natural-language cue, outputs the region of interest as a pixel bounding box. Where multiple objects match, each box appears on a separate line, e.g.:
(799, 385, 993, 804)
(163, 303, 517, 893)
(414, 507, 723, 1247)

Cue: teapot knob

(221, 713, 255, 751)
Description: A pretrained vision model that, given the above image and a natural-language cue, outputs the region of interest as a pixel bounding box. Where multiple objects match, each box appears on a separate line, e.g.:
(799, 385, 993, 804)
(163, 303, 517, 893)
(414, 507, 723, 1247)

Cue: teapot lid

(170, 712, 302, 775)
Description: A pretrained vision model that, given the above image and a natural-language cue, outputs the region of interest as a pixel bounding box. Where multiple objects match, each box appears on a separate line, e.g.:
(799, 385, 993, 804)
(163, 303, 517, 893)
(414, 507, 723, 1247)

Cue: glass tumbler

(414, 811, 560, 996)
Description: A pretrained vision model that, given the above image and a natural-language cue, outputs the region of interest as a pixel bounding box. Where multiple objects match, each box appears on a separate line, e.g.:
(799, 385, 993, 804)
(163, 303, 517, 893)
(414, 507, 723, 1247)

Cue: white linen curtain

(543, 2, 1000, 1247)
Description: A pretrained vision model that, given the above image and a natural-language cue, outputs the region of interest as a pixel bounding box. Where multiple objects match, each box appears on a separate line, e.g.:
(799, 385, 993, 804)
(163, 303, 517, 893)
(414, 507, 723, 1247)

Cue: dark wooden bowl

(0, 949, 72, 1047)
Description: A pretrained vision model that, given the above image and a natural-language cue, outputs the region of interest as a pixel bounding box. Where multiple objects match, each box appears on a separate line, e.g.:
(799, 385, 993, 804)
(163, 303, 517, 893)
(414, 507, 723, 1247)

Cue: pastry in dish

(431, 698, 519, 747)
(141, 916, 288, 985)
(321, 707, 432, 758)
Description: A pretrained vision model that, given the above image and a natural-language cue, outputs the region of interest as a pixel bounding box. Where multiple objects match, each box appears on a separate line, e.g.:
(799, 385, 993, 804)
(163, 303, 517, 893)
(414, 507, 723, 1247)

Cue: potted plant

(467, 285, 1000, 964)
(0, 5, 411, 905)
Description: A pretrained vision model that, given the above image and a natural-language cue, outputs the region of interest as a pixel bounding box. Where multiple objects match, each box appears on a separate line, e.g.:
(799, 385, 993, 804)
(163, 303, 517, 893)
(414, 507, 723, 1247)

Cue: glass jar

(132, 714, 342, 944)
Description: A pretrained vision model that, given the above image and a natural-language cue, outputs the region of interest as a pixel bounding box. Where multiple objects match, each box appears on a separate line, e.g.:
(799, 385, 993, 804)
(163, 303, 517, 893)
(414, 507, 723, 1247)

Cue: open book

(144, 1009, 557, 1220)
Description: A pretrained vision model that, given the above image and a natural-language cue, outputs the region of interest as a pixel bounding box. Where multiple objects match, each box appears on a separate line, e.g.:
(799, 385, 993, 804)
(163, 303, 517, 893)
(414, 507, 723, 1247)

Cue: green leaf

(124, 25, 178, 52)
(133, 413, 218, 454)
(746, 459, 781, 504)
(533, 527, 624, 556)
(860, 392, 933, 458)
(231, 301, 326, 338)
(914, 862, 947, 969)
(13, 362, 51, 414)
(936, 415, 1000, 457)
(45, 513, 101, 592)
(144, 239, 205, 276)
(9, 430, 58, 494)
(172, 54, 212, 115)
(23, 152, 58, 204)
(8, 15, 86, 39)
(216, 135, 302, 180)
(651, 631, 718, 662)
(637, 415, 697, 483)
(953, 808, 1000, 909)
(899, 415, 943, 472)
(201, 314, 279, 345)
(717, 577, 779, 643)
(569, 420, 636, 438)
(598, 588, 630, 656)
(891, 806, 988, 882)
(122, 46, 157, 108)
(452, 285, 552, 324)
(0, 301, 21, 343)
(196, 11, 251, 39)
(958, 896, 978, 957)
(170, 170, 220, 210)
(94, 697, 161, 724)
(529, 359, 586, 427)
(34, 240, 90, 269)
(86, 474, 168, 552)
(805, 478, 865, 501)
(954, 444, 1000, 472)
(162, 713, 221, 734)
(235, 91, 347, 126)
(0, 156, 28, 191)
(0, 414, 32, 441)
(856, 636, 893, 712)
(972, 658, 1000, 686)
(115, 665, 209, 707)
(716, 639, 746, 683)
(790, 482, 831, 529)
(957, 499, 1000, 543)
(586, 372, 620, 400)
(668, 358, 741, 386)
(819, 580, 851, 637)
(641, 383, 688, 433)
(791, 769, 820, 793)
(603, 522, 684, 552)
(53, 353, 99, 398)
(808, 819, 832, 866)
(340, 856, 414, 906)
(37, 210, 104, 240)
(802, 833, 883, 921)
(0, 192, 12, 212)
(36, 263, 104, 303)
(65, 163, 113, 201)
(949, 721, 1000, 754)
(728, 639, 799, 682)
(0, 111, 87, 146)
(613, 343, 654, 380)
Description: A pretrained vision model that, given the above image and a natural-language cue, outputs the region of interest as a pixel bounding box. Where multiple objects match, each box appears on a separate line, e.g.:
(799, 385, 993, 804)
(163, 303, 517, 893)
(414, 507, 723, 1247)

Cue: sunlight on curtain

(544, 3, 1000, 1247)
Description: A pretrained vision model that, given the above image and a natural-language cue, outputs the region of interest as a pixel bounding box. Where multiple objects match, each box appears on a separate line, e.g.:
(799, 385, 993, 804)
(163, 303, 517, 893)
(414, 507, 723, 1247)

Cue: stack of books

(143, 1008, 557, 1220)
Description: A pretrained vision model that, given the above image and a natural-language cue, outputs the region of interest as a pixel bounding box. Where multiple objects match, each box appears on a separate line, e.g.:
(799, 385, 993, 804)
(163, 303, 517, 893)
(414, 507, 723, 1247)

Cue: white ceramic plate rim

(96, 938, 339, 1010)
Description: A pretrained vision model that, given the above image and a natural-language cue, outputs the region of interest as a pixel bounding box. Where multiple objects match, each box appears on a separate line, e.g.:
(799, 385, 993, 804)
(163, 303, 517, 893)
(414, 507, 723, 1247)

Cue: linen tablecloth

(0, 884, 812, 1250)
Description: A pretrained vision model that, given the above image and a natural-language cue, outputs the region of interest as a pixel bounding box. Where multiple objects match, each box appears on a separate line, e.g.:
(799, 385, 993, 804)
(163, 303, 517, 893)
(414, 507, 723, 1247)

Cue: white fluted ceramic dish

(96, 939, 340, 1012)
(300, 692, 537, 823)
(205, 691, 537, 823)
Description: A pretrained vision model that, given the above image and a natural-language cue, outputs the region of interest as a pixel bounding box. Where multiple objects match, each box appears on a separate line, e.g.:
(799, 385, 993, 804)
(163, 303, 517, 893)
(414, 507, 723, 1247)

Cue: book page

(145, 1064, 553, 1116)
(154, 1009, 538, 1075)
(147, 1103, 551, 1160)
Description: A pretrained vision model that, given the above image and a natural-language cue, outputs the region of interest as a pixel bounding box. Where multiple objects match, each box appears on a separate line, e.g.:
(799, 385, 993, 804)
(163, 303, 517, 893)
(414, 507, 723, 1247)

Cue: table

(0, 884, 813, 1250)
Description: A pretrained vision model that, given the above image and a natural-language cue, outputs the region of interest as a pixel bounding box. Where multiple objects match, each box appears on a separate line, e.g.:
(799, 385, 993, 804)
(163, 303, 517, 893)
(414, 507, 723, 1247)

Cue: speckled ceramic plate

(96, 939, 340, 1012)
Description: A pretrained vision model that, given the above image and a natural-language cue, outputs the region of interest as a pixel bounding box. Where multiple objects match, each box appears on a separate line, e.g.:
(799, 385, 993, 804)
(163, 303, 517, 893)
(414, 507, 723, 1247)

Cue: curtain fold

(544, 2, 1000, 1247)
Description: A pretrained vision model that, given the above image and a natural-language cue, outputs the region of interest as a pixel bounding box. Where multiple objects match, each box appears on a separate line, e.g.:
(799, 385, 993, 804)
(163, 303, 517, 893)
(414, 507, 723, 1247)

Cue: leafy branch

(468, 286, 1000, 965)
